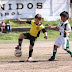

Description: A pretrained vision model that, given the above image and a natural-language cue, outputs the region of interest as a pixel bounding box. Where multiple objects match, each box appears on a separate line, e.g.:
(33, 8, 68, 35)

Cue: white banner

(0, 0, 70, 21)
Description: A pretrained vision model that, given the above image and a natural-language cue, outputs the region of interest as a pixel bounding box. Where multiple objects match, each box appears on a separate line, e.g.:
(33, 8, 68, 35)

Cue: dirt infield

(0, 41, 72, 72)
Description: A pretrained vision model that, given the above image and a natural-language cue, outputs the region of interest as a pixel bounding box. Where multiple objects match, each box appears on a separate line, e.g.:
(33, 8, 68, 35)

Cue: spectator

(6, 20, 12, 33)
(1, 21, 5, 29)
(0, 21, 3, 33)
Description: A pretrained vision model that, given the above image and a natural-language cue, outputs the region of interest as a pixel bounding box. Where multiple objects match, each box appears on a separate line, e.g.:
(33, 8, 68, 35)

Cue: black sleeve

(42, 28, 47, 33)
(26, 20, 31, 24)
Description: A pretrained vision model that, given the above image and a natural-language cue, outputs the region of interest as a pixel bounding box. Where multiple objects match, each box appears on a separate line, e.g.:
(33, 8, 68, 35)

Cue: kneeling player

(15, 14, 47, 61)
(48, 11, 72, 61)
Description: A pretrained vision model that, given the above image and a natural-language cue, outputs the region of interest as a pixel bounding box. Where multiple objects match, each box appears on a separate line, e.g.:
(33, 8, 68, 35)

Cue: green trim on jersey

(61, 23, 63, 26)
(64, 23, 69, 37)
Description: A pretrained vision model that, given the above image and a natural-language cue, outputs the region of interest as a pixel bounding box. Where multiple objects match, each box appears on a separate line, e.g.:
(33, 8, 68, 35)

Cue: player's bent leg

(64, 39, 72, 57)
(27, 36, 36, 62)
(29, 45, 33, 57)
(64, 48, 72, 57)
(19, 34, 26, 39)
(15, 34, 26, 50)
(49, 45, 58, 61)
(27, 45, 34, 61)
(27, 37, 36, 62)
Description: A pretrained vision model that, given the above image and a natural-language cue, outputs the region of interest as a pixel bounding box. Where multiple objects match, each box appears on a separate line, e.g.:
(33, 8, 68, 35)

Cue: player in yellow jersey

(15, 14, 47, 61)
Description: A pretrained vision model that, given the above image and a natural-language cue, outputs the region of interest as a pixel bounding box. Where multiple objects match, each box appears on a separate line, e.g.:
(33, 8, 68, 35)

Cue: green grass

(4, 19, 72, 28)
(0, 32, 21, 42)
(0, 30, 72, 43)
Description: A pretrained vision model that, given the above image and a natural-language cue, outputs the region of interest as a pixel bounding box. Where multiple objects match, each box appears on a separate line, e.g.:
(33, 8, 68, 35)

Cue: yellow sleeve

(31, 20, 35, 25)
(40, 25, 44, 30)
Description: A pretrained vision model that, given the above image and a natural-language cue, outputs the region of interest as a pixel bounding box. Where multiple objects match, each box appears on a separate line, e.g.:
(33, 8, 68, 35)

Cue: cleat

(27, 57, 33, 62)
(48, 56, 56, 61)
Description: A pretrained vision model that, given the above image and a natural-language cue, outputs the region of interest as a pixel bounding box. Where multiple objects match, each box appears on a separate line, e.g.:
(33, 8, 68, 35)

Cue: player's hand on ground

(44, 36, 47, 39)
(48, 24, 51, 28)
(17, 17, 20, 21)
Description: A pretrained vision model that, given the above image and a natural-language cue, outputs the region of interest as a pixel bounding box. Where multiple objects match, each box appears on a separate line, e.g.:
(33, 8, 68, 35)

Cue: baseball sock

(53, 48, 57, 59)
(65, 39, 72, 55)
(18, 39, 23, 49)
(29, 49, 33, 57)
(65, 48, 72, 55)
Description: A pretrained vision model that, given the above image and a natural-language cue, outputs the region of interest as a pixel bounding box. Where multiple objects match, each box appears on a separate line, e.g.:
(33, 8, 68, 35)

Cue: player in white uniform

(48, 11, 72, 61)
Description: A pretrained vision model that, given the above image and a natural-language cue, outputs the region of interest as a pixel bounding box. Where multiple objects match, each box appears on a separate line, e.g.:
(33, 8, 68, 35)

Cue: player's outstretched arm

(44, 32, 47, 39)
(17, 17, 27, 22)
(42, 28, 47, 39)
(48, 24, 57, 29)
(64, 30, 71, 33)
